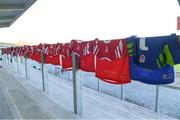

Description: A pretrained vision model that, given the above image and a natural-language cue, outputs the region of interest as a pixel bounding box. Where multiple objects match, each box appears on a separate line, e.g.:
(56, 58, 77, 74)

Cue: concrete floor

(0, 81, 13, 119)
(0, 62, 79, 119)
(0, 60, 178, 119)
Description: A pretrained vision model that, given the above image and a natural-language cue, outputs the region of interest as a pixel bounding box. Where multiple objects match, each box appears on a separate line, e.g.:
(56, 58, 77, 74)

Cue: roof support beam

(0, 22, 10, 28)
(0, 16, 15, 20)
(0, 4, 25, 11)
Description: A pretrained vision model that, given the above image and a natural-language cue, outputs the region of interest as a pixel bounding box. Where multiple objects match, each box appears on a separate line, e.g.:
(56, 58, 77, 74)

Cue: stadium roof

(0, 0, 36, 28)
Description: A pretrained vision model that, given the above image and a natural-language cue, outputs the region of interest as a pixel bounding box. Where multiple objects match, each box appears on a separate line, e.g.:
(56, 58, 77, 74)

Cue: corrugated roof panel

(0, 0, 36, 28)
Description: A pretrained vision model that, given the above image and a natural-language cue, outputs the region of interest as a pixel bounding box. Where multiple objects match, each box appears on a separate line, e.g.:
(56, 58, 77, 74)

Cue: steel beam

(8, 0, 37, 26)
(0, 4, 25, 11)
(0, 16, 14, 21)
(0, 23, 10, 28)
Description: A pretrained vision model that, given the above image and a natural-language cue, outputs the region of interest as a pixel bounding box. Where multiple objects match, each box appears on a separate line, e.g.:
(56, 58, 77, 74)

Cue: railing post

(5, 54, 7, 63)
(7, 54, 9, 64)
(97, 79, 100, 92)
(68, 70, 70, 80)
(6, 54, 8, 63)
(8, 54, 10, 64)
(11, 53, 13, 68)
(5, 54, 6, 63)
(72, 53, 82, 116)
(155, 85, 159, 112)
(41, 52, 48, 93)
(16, 55, 20, 73)
(51, 64, 53, 74)
(121, 85, 124, 100)
(2, 54, 5, 63)
(58, 66, 61, 77)
(24, 53, 29, 80)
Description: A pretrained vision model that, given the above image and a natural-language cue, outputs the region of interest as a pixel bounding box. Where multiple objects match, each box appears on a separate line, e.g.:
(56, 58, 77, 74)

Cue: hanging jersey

(169, 34, 180, 65)
(71, 39, 98, 72)
(134, 34, 178, 70)
(95, 39, 131, 84)
(45, 45, 54, 64)
(34, 51, 41, 63)
(61, 43, 72, 70)
(126, 37, 175, 85)
(52, 43, 63, 65)
(70, 39, 84, 56)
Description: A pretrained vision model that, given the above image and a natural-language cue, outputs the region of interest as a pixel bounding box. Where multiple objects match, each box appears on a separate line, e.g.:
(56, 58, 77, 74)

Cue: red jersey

(45, 44, 54, 64)
(35, 48, 41, 63)
(70, 39, 98, 72)
(52, 43, 62, 65)
(30, 46, 36, 61)
(95, 39, 131, 84)
(61, 43, 72, 70)
(70, 40, 83, 56)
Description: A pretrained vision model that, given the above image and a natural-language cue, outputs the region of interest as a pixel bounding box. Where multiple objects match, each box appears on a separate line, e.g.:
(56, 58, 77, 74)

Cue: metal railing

(2, 53, 180, 117)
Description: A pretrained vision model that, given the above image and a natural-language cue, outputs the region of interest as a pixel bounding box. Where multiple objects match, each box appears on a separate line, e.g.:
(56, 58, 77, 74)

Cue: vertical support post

(8, 54, 10, 64)
(7, 54, 9, 64)
(97, 79, 100, 92)
(41, 52, 46, 92)
(2, 54, 5, 63)
(41, 52, 49, 93)
(11, 53, 13, 68)
(5, 54, 6, 63)
(72, 53, 82, 116)
(6, 54, 8, 64)
(58, 66, 61, 77)
(68, 71, 70, 80)
(16, 55, 19, 73)
(51, 64, 53, 74)
(24, 53, 28, 80)
(155, 85, 159, 112)
(121, 85, 124, 100)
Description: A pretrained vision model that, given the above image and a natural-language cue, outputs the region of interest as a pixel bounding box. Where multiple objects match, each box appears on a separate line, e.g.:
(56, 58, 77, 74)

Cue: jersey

(52, 43, 62, 65)
(71, 39, 98, 72)
(31, 46, 37, 61)
(134, 34, 178, 70)
(45, 45, 54, 64)
(70, 40, 84, 56)
(169, 34, 180, 65)
(61, 43, 72, 70)
(34, 45, 42, 63)
(95, 39, 131, 84)
(12, 47, 18, 57)
(126, 37, 175, 85)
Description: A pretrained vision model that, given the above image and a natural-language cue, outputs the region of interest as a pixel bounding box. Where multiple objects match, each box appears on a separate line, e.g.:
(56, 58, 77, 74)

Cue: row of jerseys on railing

(2, 34, 180, 85)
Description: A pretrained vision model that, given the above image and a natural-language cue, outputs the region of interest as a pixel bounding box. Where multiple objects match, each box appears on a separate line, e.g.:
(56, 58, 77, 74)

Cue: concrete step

(2, 62, 80, 119)
(2, 61, 177, 119)
(0, 67, 54, 119)
(0, 81, 13, 119)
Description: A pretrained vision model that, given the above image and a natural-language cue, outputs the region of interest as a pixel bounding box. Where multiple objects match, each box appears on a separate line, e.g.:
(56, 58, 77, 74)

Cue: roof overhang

(0, 0, 37, 28)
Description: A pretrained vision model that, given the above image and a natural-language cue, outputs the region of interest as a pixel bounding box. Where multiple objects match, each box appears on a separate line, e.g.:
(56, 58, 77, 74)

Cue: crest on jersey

(139, 54, 145, 63)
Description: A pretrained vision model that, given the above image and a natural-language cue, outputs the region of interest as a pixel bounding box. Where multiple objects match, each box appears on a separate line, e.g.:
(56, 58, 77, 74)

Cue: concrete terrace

(0, 60, 177, 120)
